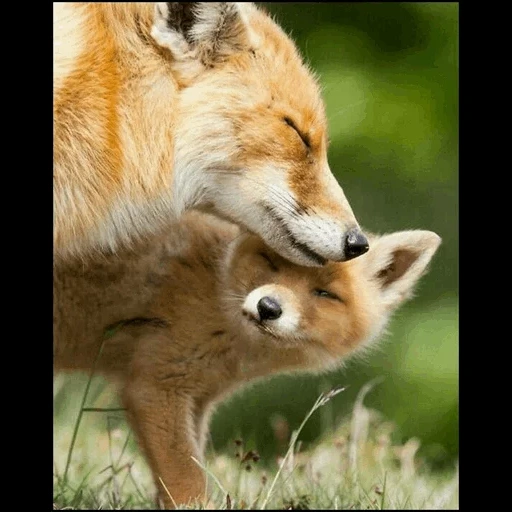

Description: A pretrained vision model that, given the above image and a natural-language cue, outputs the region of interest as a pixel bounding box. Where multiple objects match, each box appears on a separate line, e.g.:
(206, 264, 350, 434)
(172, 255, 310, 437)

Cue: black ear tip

(165, 2, 198, 39)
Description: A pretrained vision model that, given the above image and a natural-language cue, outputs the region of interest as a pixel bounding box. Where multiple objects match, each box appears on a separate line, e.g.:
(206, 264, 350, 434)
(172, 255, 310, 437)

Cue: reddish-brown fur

(54, 212, 440, 507)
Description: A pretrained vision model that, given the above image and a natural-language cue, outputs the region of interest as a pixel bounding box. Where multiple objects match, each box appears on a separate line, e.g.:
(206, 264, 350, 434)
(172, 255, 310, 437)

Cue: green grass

(53, 374, 458, 510)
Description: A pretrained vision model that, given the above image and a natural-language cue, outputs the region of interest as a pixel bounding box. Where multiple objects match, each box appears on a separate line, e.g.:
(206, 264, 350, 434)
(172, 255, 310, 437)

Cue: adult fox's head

(153, 3, 368, 265)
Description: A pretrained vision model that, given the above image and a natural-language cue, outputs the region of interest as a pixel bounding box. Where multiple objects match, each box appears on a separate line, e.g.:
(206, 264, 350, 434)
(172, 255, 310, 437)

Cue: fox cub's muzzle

(256, 296, 282, 321)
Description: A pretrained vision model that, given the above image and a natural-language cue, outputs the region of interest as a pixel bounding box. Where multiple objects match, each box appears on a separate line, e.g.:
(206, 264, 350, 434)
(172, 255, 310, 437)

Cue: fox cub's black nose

(344, 228, 369, 260)
(257, 296, 282, 321)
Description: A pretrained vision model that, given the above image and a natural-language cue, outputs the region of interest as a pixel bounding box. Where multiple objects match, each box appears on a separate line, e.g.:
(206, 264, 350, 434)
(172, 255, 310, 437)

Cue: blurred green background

(210, 2, 458, 470)
(54, 2, 458, 479)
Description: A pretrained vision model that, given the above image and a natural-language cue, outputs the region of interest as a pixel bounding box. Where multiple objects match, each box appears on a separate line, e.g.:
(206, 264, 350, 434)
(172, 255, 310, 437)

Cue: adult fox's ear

(363, 230, 441, 312)
(151, 3, 250, 80)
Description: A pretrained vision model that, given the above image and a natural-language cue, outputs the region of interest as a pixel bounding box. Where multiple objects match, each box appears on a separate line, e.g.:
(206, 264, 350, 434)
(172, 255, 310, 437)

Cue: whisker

(267, 186, 304, 219)
(222, 295, 246, 303)
(208, 167, 326, 221)
(213, 172, 302, 219)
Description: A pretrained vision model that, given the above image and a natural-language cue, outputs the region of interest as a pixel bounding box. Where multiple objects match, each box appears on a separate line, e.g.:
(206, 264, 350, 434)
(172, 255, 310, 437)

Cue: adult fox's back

(53, 2, 369, 265)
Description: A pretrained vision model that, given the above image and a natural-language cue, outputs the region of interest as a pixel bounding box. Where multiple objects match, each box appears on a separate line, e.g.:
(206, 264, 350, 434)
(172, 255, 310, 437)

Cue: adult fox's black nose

(344, 228, 369, 260)
(257, 296, 282, 321)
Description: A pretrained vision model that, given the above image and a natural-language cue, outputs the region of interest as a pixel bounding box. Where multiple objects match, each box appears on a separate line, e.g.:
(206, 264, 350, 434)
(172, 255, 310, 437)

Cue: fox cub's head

(152, 2, 368, 266)
(223, 229, 441, 370)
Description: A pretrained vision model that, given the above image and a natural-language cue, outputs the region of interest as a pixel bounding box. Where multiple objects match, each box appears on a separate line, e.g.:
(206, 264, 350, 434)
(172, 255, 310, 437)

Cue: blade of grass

(259, 386, 346, 510)
(191, 455, 229, 500)
(127, 462, 148, 502)
(158, 476, 178, 509)
(358, 481, 378, 510)
(120, 462, 134, 492)
(348, 377, 384, 473)
(115, 430, 132, 468)
(380, 472, 387, 510)
(82, 407, 126, 413)
(62, 338, 106, 484)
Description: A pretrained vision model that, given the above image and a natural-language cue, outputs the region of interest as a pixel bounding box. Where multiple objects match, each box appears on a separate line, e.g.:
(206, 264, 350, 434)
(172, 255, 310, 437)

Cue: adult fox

(54, 212, 441, 508)
(53, 2, 369, 264)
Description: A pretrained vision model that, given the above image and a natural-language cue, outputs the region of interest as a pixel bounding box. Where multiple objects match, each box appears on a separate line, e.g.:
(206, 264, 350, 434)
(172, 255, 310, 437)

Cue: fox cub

(54, 212, 440, 507)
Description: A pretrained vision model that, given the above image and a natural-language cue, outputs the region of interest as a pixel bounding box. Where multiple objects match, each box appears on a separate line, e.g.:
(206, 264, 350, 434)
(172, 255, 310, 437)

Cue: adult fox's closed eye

(53, 2, 368, 265)
(53, 212, 441, 508)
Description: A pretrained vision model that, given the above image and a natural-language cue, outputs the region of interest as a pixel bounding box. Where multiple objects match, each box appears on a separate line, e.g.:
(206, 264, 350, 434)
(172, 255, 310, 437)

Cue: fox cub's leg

(123, 378, 205, 508)
(119, 329, 206, 508)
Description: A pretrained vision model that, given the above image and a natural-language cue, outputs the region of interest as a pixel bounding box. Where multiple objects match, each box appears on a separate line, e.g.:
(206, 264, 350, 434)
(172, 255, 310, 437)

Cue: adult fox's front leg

(123, 379, 206, 509)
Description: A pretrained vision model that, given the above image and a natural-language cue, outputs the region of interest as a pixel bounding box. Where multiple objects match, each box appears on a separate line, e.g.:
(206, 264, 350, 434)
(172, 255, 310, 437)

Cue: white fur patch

(236, 2, 261, 48)
(243, 285, 300, 335)
(151, 3, 192, 58)
(53, 3, 86, 90)
(171, 130, 234, 217)
(92, 190, 177, 254)
(188, 3, 239, 44)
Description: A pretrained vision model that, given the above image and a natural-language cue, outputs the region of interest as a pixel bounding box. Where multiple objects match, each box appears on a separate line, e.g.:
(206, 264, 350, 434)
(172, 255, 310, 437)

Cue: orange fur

(54, 212, 440, 508)
(54, 3, 363, 265)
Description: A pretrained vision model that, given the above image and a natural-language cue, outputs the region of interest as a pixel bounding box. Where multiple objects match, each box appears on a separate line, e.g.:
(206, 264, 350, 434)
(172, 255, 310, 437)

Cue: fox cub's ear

(152, 3, 250, 79)
(364, 231, 441, 312)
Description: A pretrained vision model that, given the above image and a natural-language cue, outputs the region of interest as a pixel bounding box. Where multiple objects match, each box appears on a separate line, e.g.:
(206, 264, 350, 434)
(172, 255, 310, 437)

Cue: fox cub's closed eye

(258, 252, 278, 272)
(314, 289, 343, 302)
